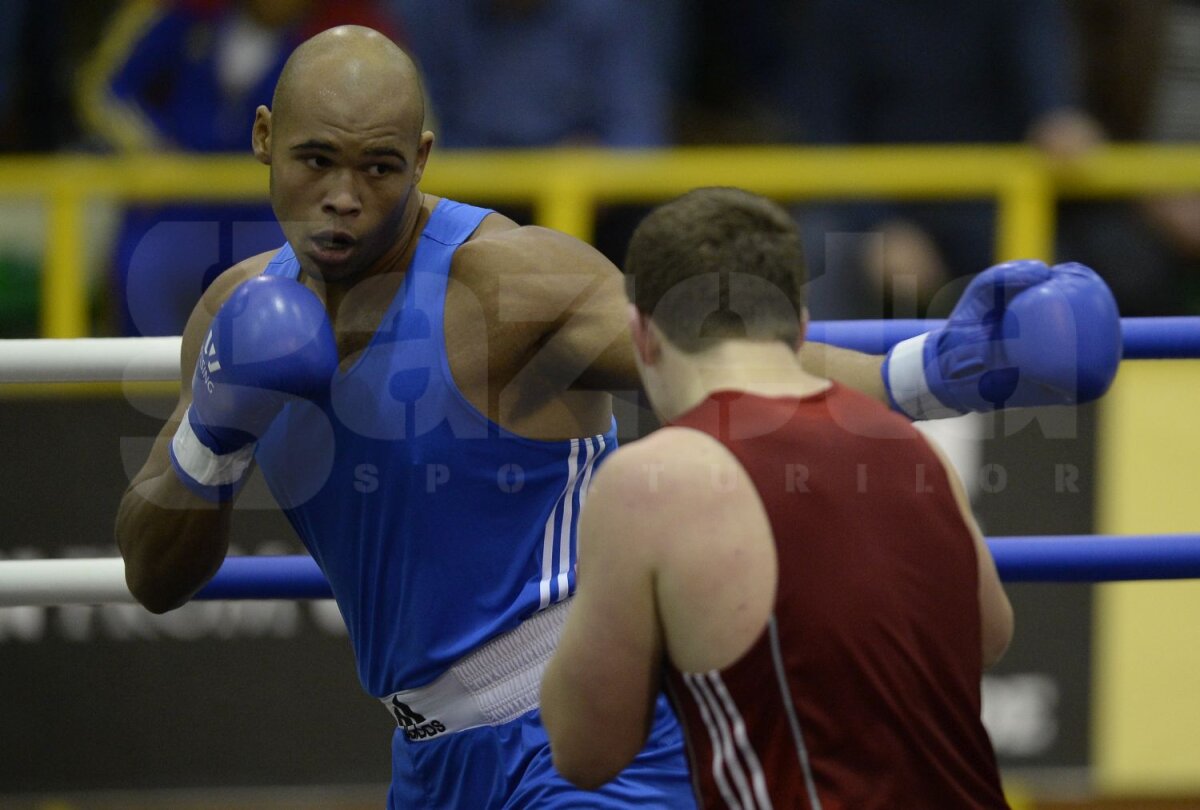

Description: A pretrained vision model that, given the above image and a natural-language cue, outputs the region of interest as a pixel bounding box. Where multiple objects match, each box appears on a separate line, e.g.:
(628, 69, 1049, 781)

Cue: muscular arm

(114, 259, 264, 613)
(542, 430, 771, 787)
(509, 227, 888, 404)
(540, 446, 667, 789)
(799, 340, 887, 402)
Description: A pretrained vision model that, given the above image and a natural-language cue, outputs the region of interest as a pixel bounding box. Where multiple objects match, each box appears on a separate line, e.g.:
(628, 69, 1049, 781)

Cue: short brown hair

(624, 187, 807, 353)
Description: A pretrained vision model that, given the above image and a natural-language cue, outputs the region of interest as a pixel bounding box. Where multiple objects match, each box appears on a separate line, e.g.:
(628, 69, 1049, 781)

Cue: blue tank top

(254, 199, 617, 695)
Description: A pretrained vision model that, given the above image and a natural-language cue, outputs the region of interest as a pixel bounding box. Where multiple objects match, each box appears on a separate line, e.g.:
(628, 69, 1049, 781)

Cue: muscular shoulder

(594, 428, 738, 500)
(588, 427, 778, 671)
(454, 224, 618, 298)
(194, 249, 278, 316)
(586, 428, 757, 552)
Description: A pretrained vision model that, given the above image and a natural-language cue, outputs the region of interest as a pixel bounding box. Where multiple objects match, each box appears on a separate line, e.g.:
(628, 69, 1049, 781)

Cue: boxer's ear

(629, 305, 661, 365)
(252, 106, 272, 165)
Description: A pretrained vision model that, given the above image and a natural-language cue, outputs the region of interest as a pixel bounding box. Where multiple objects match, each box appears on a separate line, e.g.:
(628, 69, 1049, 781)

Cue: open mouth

(309, 230, 357, 262)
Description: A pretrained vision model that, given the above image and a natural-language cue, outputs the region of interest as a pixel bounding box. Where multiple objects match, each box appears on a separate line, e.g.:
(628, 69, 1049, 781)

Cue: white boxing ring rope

(1, 315, 1198, 607)
(2, 317, 1198, 384)
(0, 336, 181, 383)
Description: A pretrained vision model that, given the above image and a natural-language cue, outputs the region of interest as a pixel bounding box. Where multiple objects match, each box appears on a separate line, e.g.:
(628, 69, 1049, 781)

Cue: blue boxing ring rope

(805, 316, 1200, 359)
(0, 316, 1198, 384)
(2, 534, 1198, 606)
(191, 535, 1200, 601)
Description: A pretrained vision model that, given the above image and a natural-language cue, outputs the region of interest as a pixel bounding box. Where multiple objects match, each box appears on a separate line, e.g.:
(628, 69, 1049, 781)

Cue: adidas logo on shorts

(391, 696, 447, 741)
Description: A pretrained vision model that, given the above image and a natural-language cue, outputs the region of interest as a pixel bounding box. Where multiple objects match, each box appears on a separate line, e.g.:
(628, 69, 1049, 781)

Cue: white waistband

(380, 600, 570, 742)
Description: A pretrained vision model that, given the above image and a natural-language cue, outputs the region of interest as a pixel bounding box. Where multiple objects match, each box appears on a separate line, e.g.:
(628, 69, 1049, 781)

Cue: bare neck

(651, 340, 831, 422)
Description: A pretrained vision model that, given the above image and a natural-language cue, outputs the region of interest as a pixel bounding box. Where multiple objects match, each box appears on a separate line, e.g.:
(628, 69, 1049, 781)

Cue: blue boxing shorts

(379, 602, 695, 808)
(388, 697, 693, 808)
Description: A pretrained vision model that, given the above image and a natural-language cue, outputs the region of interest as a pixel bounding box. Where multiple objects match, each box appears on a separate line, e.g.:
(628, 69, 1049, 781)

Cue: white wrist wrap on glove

(886, 333, 963, 421)
(170, 418, 255, 487)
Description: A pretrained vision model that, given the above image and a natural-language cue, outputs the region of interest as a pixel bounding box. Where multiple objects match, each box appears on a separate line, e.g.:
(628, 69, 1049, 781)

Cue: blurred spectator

(673, 0, 793, 145)
(1061, 0, 1200, 315)
(77, 0, 401, 336)
(765, 0, 1106, 500)
(393, 0, 674, 149)
(1131, 0, 1200, 314)
(782, 0, 1102, 319)
(392, 0, 679, 263)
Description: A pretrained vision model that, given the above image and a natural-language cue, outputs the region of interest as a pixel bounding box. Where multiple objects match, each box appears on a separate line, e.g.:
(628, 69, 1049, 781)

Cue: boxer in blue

(115, 25, 1121, 808)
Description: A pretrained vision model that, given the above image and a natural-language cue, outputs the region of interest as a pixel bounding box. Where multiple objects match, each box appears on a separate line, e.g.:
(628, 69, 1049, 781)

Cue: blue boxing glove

(169, 275, 338, 500)
(882, 259, 1122, 419)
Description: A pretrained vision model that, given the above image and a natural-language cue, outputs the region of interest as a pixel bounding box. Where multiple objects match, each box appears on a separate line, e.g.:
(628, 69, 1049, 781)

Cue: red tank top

(664, 385, 1008, 810)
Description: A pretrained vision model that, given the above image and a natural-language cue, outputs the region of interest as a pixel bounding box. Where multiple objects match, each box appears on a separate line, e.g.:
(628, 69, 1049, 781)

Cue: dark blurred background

(0, 1, 1197, 807)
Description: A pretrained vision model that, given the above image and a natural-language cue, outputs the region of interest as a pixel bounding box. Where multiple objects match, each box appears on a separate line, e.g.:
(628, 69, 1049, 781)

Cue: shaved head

(272, 26, 425, 134)
(252, 25, 435, 284)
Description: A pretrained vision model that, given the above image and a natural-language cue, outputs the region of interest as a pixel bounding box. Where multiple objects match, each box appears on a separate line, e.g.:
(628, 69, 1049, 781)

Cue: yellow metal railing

(2, 144, 1200, 337)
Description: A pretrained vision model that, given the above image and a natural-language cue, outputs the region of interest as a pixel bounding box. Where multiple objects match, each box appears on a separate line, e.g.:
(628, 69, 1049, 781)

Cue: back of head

(624, 187, 807, 353)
